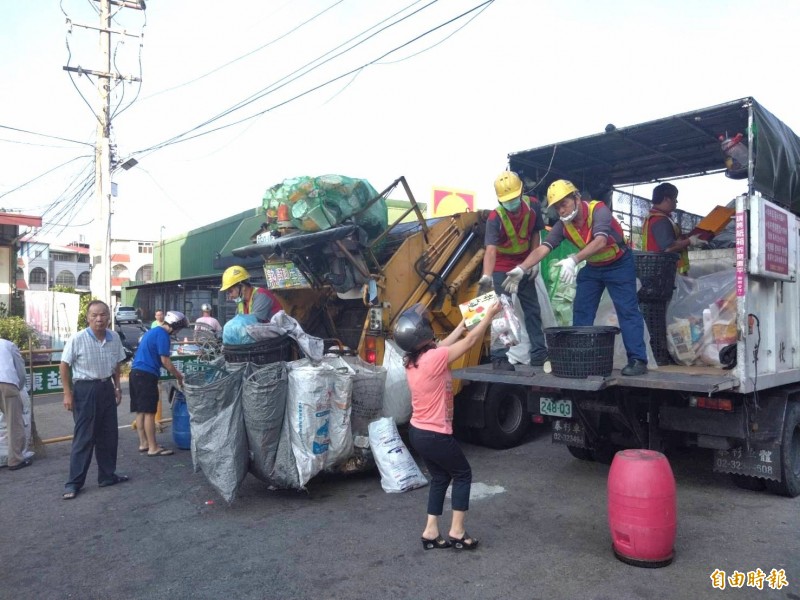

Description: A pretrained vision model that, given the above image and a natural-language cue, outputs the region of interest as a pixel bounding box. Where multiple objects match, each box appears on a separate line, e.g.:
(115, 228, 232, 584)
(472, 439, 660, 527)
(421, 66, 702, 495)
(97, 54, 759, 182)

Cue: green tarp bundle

(263, 174, 388, 240)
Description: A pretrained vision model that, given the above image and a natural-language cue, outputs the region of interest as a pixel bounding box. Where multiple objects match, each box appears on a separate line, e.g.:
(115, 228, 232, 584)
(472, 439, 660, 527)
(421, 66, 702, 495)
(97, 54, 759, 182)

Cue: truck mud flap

(714, 444, 782, 481)
(551, 418, 588, 448)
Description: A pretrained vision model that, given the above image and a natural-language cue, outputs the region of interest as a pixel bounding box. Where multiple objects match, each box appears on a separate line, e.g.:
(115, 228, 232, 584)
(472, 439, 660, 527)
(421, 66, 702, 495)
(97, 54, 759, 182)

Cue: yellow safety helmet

(220, 265, 250, 291)
(546, 179, 579, 207)
(494, 171, 523, 203)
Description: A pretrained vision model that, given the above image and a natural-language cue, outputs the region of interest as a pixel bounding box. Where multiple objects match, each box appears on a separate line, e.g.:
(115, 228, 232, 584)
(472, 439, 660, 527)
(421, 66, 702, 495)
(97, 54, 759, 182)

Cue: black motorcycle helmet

(393, 303, 435, 352)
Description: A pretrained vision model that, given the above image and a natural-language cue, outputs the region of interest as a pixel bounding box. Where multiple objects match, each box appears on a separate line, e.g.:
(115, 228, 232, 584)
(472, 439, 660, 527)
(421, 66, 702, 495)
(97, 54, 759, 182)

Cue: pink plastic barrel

(607, 449, 677, 567)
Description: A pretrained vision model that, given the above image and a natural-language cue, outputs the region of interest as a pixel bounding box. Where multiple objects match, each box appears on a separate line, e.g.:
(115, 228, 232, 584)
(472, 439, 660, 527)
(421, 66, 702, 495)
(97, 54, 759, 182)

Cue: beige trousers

(0, 382, 25, 468)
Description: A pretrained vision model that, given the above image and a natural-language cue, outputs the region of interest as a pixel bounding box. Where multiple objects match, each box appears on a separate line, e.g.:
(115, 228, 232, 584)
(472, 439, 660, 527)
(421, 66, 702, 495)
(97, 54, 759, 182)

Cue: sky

(2, 0, 800, 247)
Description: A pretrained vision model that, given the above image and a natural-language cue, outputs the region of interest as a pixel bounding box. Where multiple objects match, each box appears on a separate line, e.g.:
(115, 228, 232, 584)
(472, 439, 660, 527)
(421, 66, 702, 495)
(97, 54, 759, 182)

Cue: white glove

(556, 256, 578, 285)
(528, 263, 540, 280)
(502, 266, 526, 294)
(478, 274, 494, 293)
(688, 234, 709, 248)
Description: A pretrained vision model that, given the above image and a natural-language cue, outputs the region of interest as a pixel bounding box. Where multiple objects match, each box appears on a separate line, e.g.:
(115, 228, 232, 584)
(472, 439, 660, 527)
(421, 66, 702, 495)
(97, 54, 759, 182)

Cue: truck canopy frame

(509, 97, 800, 214)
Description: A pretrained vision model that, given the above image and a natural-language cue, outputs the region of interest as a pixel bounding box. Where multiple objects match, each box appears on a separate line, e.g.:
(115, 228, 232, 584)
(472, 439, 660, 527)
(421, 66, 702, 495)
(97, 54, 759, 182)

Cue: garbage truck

(231, 176, 521, 441)
(450, 97, 800, 497)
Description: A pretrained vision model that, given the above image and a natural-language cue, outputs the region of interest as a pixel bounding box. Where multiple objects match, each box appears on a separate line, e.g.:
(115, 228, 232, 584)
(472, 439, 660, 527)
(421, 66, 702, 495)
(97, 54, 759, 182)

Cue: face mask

(233, 296, 244, 304)
(560, 206, 579, 223)
(503, 198, 522, 212)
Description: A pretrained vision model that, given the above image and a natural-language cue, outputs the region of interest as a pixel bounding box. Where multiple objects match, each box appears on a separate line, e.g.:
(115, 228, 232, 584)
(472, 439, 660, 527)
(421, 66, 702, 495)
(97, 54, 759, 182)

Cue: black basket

(639, 301, 672, 366)
(222, 335, 296, 366)
(545, 326, 619, 378)
(634, 251, 678, 302)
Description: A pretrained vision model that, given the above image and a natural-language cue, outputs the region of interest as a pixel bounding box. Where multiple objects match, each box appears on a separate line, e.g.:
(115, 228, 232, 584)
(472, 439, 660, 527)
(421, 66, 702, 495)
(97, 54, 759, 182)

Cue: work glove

(688, 234, 710, 248)
(528, 263, 540, 280)
(501, 266, 526, 295)
(556, 255, 578, 285)
(478, 274, 494, 294)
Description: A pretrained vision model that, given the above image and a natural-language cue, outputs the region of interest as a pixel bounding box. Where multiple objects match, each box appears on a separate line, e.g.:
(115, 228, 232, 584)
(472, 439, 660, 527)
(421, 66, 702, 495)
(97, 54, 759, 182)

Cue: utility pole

(63, 0, 145, 308)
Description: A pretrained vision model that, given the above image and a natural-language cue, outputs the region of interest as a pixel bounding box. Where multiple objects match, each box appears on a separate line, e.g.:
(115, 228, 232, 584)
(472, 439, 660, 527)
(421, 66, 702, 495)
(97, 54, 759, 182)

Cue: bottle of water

(718, 133, 748, 179)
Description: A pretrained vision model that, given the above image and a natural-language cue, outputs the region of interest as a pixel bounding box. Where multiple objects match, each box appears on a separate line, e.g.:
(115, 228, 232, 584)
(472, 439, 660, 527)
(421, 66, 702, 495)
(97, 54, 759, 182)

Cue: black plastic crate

(223, 335, 297, 365)
(634, 251, 678, 302)
(639, 300, 672, 366)
(545, 326, 619, 378)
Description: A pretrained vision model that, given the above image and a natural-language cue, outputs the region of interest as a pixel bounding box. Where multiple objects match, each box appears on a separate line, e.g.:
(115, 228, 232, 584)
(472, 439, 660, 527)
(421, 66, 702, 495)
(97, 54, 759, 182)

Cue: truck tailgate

(453, 364, 738, 394)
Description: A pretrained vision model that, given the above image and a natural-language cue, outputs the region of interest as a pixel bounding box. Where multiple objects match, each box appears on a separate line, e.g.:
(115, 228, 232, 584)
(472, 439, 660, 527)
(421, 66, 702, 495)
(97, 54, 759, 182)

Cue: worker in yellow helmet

(508, 179, 648, 376)
(478, 171, 548, 371)
(220, 265, 283, 323)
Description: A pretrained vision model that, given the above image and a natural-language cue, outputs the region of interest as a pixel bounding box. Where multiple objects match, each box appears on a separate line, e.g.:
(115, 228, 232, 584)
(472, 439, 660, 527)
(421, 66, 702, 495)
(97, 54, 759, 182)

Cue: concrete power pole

(63, 0, 145, 307)
(93, 0, 112, 307)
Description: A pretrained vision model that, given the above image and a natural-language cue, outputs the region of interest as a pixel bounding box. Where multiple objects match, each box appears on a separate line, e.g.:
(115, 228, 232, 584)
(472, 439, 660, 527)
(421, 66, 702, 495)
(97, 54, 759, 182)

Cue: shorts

(129, 369, 160, 414)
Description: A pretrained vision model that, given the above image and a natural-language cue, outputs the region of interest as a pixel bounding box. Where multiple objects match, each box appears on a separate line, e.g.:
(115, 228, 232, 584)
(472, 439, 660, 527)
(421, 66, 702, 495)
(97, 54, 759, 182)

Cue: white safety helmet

(164, 310, 188, 331)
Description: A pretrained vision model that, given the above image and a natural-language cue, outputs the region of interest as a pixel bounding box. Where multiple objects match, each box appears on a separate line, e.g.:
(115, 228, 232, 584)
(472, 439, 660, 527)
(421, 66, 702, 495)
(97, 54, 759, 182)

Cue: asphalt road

(2, 387, 798, 600)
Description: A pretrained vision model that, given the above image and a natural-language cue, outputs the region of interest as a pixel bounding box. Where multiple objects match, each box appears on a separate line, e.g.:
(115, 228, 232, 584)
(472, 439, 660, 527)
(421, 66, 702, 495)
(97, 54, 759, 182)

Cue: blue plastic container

(172, 391, 191, 450)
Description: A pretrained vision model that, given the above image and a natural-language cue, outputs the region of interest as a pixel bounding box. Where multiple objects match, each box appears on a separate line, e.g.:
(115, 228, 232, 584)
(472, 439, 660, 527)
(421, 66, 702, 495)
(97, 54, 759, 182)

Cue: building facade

(17, 237, 156, 302)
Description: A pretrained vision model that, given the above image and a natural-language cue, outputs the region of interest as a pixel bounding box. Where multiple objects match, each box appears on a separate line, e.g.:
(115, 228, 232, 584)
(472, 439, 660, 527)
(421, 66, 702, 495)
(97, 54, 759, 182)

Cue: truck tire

(567, 445, 594, 461)
(765, 401, 800, 498)
(479, 383, 530, 449)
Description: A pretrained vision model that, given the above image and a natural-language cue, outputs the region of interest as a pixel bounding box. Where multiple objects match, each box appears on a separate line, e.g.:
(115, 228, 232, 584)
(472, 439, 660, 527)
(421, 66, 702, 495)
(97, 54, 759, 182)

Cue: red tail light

(693, 396, 734, 411)
(364, 337, 377, 364)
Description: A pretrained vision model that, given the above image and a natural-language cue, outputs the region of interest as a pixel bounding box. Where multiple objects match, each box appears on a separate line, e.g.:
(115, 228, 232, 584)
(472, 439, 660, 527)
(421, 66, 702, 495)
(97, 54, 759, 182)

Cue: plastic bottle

(719, 133, 749, 178)
(702, 308, 713, 343)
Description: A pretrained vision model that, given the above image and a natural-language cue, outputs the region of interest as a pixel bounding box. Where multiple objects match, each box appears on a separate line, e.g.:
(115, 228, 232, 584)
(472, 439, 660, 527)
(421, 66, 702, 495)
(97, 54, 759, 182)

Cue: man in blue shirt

(130, 310, 188, 456)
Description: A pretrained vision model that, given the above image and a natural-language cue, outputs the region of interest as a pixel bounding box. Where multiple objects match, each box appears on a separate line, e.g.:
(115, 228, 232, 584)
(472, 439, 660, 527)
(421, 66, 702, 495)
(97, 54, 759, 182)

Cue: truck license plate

(540, 397, 572, 418)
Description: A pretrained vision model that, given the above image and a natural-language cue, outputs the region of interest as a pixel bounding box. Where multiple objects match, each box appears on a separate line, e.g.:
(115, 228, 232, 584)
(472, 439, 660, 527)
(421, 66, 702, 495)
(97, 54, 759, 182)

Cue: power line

(0, 155, 93, 201)
(0, 124, 93, 147)
(134, 0, 494, 156)
(133, 0, 444, 155)
(141, 0, 346, 101)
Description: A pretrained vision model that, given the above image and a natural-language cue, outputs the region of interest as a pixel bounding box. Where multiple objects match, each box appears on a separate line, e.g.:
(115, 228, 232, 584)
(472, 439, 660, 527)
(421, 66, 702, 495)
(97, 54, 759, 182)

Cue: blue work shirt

(132, 326, 171, 377)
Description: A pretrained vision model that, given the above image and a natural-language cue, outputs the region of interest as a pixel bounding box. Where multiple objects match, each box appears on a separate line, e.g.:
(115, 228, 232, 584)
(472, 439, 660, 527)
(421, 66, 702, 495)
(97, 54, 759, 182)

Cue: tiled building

(17, 236, 156, 301)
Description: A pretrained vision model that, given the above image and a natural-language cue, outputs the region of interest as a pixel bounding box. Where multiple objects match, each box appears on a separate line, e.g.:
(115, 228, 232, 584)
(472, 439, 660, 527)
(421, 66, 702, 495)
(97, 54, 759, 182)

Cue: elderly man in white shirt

(59, 300, 128, 500)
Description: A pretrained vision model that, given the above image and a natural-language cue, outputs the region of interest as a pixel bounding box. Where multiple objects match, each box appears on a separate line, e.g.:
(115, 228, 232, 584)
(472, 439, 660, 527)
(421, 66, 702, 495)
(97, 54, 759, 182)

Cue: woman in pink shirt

(394, 300, 501, 551)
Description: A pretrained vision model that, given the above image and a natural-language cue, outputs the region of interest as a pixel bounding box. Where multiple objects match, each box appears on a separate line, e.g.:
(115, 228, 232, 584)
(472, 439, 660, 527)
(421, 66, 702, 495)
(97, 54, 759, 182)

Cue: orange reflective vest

(496, 196, 532, 255)
(239, 286, 282, 321)
(641, 210, 689, 274)
(563, 200, 625, 266)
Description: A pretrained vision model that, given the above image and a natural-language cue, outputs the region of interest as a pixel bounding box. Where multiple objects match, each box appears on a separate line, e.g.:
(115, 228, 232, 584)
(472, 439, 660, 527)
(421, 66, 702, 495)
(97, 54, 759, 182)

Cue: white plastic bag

(368, 417, 428, 493)
(287, 358, 354, 486)
(381, 340, 412, 425)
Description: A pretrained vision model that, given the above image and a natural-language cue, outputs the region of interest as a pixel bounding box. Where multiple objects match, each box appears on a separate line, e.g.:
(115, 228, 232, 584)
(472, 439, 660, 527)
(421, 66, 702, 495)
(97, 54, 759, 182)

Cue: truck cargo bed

(453, 363, 739, 395)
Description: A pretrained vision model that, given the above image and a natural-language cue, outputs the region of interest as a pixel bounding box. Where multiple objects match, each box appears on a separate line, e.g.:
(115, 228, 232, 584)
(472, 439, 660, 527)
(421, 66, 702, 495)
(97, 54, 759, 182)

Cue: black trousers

(65, 379, 118, 490)
(409, 425, 472, 515)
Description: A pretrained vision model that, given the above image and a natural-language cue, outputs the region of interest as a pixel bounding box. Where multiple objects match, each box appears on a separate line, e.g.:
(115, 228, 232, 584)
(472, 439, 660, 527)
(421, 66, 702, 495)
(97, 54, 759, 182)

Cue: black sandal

(450, 533, 479, 551)
(421, 535, 452, 550)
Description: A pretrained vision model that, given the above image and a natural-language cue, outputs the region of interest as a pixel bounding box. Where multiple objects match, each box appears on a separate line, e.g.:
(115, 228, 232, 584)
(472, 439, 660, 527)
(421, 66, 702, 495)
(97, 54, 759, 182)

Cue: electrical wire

(61, 0, 104, 127)
(0, 124, 93, 147)
(142, 0, 347, 100)
(134, 0, 438, 155)
(376, 0, 491, 65)
(111, 8, 146, 120)
(0, 155, 92, 201)
(133, 0, 493, 157)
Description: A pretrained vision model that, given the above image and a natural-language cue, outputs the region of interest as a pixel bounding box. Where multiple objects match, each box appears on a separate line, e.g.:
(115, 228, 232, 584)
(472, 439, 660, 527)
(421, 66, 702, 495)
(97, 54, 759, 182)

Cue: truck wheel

(729, 474, 766, 492)
(567, 445, 594, 461)
(479, 384, 530, 449)
(765, 401, 800, 498)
